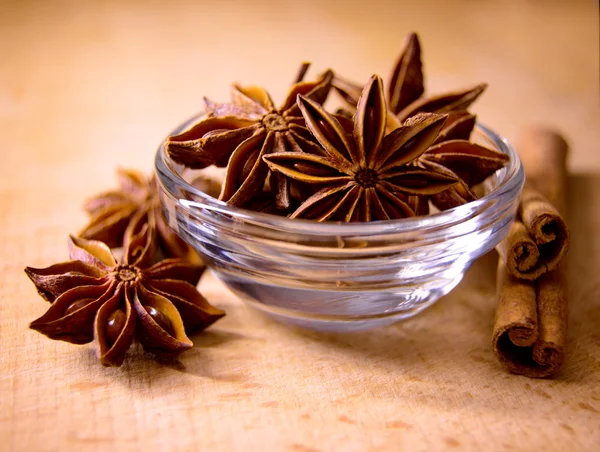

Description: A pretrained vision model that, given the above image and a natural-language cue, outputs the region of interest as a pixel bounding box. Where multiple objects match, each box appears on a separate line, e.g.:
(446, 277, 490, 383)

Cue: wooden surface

(1, 0, 599, 450)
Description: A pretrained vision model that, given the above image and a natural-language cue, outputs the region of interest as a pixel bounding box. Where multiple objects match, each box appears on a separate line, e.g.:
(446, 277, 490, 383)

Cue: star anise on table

(80, 168, 203, 266)
(26, 219, 224, 367)
(165, 67, 333, 210)
(331, 32, 486, 126)
(263, 75, 459, 222)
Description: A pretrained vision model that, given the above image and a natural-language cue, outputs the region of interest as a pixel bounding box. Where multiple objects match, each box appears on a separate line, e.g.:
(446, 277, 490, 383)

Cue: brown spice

(165, 67, 333, 210)
(263, 76, 459, 221)
(497, 186, 570, 280)
(26, 216, 224, 367)
(493, 127, 569, 378)
(80, 168, 203, 266)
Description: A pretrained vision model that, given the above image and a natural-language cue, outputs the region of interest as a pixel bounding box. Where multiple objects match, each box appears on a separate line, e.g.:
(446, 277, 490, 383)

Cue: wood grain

(1, 0, 599, 450)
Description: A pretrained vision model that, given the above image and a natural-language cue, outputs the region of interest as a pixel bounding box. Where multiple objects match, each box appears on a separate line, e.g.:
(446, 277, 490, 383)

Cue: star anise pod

(263, 75, 458, 222)
(26, 219, 224, 367)
(404, 113, 509, 212)
(331, 32, 486, 126)
(80, 168, 202, 266)
(165, 68, 333, 210)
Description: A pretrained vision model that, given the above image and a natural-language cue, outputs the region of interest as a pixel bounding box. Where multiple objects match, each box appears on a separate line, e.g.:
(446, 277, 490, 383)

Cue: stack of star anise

(166, 32, 509, 221)
(25, 31, 509, 367)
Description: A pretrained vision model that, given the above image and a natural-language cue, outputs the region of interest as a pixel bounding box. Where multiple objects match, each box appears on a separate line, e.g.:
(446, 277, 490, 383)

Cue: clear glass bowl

(155, 113, 524, 332)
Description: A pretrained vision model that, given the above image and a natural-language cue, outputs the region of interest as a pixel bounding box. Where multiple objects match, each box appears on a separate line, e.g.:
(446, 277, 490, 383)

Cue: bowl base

(221, 273, 464, 332)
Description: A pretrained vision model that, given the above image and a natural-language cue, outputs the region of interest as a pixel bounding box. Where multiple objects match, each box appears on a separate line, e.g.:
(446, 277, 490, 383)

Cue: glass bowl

(155, 113, 524, 332)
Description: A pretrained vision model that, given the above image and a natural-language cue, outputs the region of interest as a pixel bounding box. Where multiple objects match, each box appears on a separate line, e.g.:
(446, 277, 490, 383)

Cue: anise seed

(145, 306, 174, 336)
(64, 298, 95, 316)
(105, 309, 126, 346)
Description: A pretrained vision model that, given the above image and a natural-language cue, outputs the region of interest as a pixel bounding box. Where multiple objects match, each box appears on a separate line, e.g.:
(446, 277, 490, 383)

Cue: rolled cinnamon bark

(497, 186, 569, 280)
(492, 127, 569, 378)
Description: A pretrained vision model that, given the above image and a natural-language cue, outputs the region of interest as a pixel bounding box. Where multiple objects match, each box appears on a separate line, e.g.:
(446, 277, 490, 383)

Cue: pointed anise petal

(354, 75, 387, 167)
(397, 83, 487, 122)
(373, 185, 416, 220)
(68, 236, 117, 270)
(287, 127, 328, 158)
(333, 111, 355, 135)
(290, 183, 353, 221)
(134, 284, 193, 356)
(285, 129, 321, 155)
(331, 74, 363, 107)
(280, 69, 333, 115)
(30, 282, 114, 344)
(166, 118, 258, 169)
(297, 95, 355, 169)
(122, 210, 156, 268)
(418, 159, 477, 210)
(388, 32, 424, 114)
(361, 188, 374, 222)
(433, 112, 477, 144)
(83, 191, 132, 215)
(220, 129, 271, 207)
(95, 285, 136, 367)
(204, 96, 264, 120)
(147, 279, 225, 333)
(379, 167, 458, 195)
(309, 183, 360, 222)
(377, 113, 447, 171)
(25, 261, 106, 302)
(422, 139, 509, 186)
(340, 185, 363, 222)
(232, 85, 275, 112)
(264, 152, 353, 183)
(79, 201, 138, 248)
(271, 133, 292, 210)
(144, 258, 204, 286)
(293, 62, 311, 84)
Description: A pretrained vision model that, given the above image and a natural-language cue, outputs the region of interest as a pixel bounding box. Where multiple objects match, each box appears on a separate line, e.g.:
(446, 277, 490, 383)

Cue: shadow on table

(77, 326, 248, 384)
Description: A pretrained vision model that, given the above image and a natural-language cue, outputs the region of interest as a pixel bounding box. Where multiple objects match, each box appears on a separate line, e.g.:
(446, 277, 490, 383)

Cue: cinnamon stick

(492, 127, 569, 378)
(497, 186, 570, 280)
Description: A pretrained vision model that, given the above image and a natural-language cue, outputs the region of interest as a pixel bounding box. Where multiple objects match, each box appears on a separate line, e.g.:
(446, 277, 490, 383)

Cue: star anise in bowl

(263, 75, 459, 221)
(165, 67, 333, 211)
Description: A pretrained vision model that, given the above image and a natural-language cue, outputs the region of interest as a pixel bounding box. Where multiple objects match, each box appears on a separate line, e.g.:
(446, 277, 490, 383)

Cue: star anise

(26, 219, 224, 367)
(165, 68, 333, 210)
(80, 168, 203, 266)
(331, 32, 486, 125)
(263, 75, 458, 222)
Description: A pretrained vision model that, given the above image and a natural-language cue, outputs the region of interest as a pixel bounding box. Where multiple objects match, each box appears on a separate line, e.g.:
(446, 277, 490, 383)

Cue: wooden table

(1, 1, 599, 450)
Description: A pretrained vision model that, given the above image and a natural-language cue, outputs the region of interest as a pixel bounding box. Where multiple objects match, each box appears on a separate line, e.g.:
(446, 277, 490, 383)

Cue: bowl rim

(155, 112, 524, 236)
